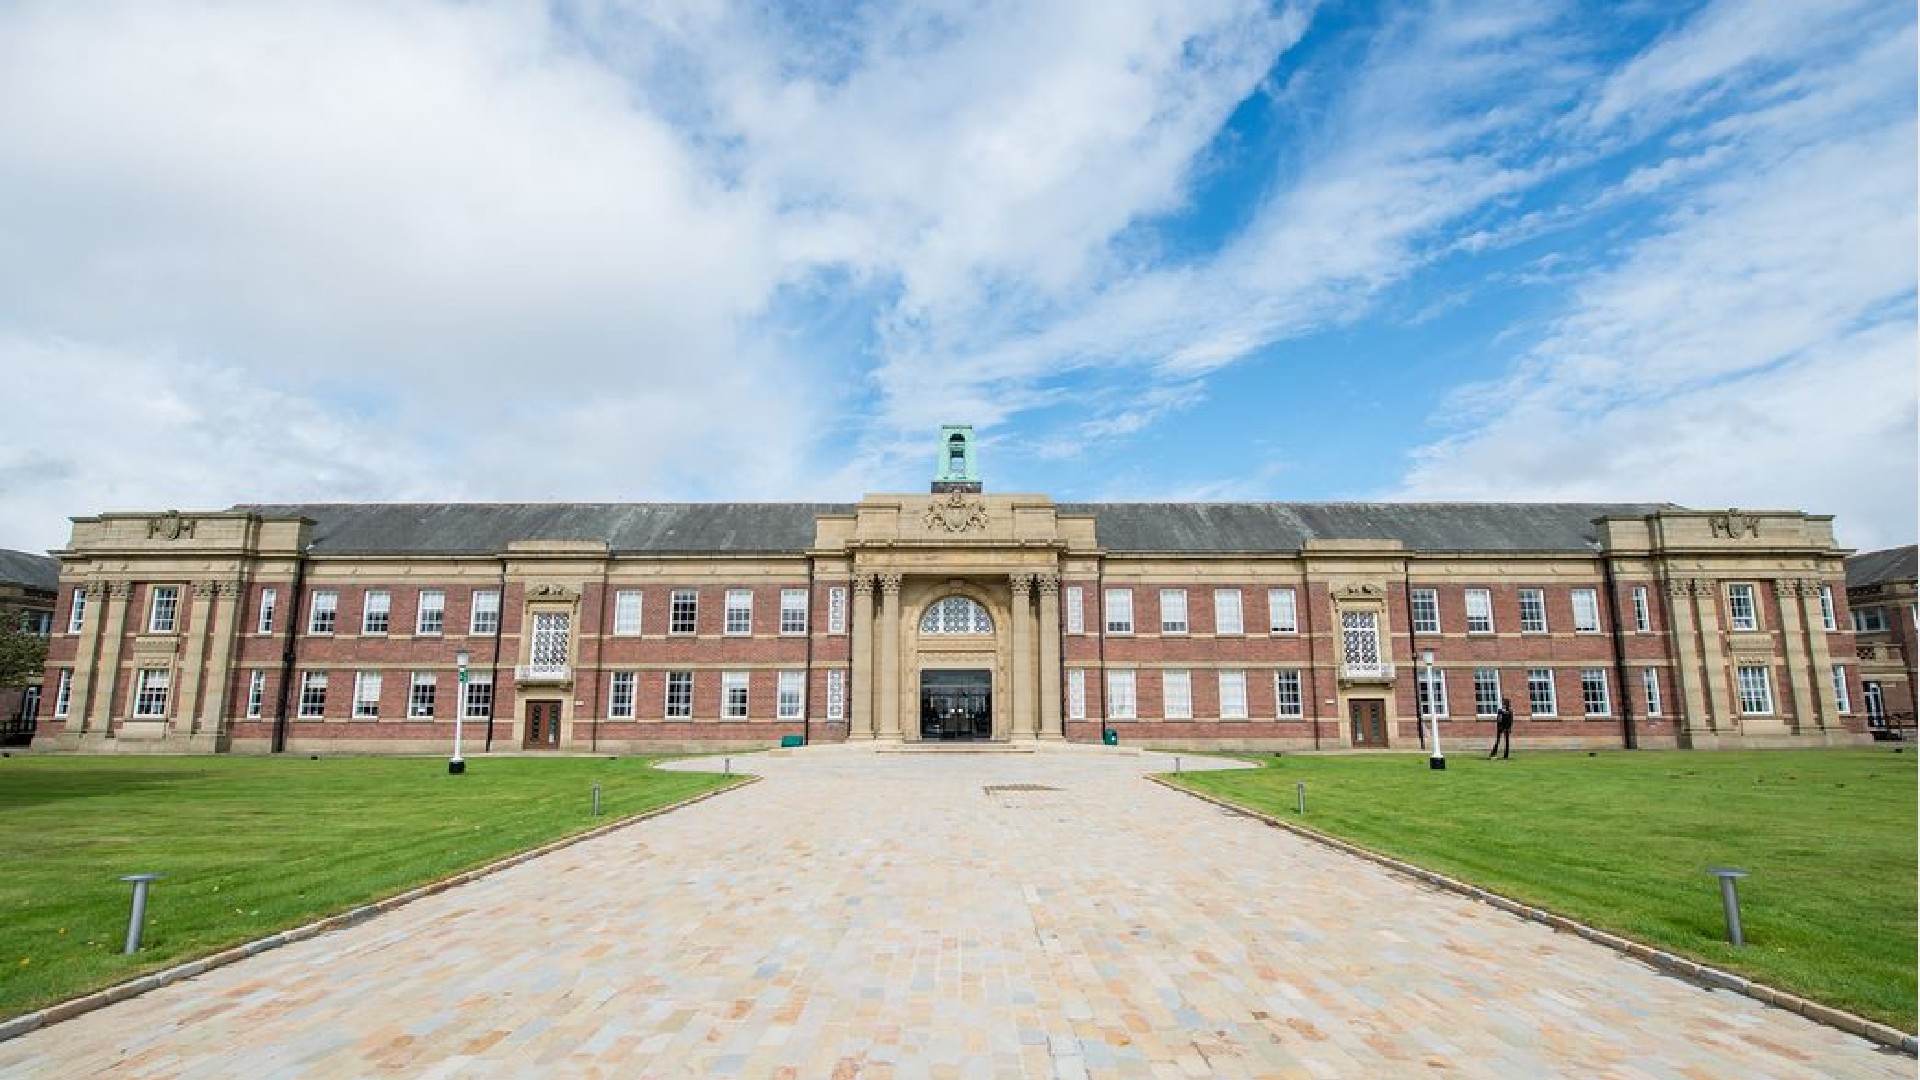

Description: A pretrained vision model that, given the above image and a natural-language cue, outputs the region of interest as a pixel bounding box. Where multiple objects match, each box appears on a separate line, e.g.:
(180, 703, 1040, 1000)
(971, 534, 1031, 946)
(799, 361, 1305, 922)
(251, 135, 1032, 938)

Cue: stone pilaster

(174, 580, 219, 734)
(1664, 577, 1713, 746)
(1010, 573, 1034, 741)
(1772, 579, 1816, 734)
(850, 576, 876, 739)
(1037, 574, 1063, 739)
(878, 574, 902, 740)
(197, 580, 245, 742)
(62, 578, 108, 737)
(1797, 579, 1843, 735)
(85, 581, 133, 736)
(1691, 578, 1733, 732)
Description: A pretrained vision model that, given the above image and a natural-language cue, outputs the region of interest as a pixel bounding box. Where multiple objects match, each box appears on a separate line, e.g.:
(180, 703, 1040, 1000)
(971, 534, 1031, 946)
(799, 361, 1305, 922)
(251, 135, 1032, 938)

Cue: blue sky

(0, 0, 1913, 553)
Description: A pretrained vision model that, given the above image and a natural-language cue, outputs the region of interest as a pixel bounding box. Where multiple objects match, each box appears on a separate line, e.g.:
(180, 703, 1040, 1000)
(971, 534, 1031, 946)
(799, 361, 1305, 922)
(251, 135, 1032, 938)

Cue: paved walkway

(1, 745, 1906, 1079)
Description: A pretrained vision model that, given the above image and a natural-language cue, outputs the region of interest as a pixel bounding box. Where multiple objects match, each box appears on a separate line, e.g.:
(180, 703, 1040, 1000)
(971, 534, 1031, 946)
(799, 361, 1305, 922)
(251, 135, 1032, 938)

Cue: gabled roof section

(0, 549, 59, 590)
(1846, 545, 1918, 589)
(234, 504, 855, 556)
(1055, 502, 1676, 553)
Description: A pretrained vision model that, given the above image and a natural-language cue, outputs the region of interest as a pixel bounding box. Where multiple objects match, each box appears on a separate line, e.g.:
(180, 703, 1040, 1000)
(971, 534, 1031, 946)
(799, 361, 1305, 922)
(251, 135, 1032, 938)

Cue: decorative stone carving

(923, 492, 989, 534)
(105, 581, 133, 598)
(1009, 572, 1033, 597)
(878, 573, 902, 595)
(192, 580, 219, 598)
(1036, 573, 1060, 596)
(147, 511, 195, 541)
(216, 579, 247, 597)
(526, 583, 580, 600)
(1663, 578, 1691, 598)
(1333, 583, 1385, 601)
(1708, 511, 1760, 539)
(852, 575, 875, 596)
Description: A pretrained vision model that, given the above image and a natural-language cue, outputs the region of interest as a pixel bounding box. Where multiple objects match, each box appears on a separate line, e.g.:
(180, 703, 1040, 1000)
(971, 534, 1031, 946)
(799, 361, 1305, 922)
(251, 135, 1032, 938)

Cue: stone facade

(1845, 545, 1916, 737)
(1, 549, 59, 744)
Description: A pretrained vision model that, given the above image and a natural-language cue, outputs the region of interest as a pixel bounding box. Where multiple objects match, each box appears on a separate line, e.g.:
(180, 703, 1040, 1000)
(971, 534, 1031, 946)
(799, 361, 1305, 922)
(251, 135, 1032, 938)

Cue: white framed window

(134, 668, 170, 716)
(1268, 588, 1298, 634)
(1571, 589, 1601, 633)
(148, 586, 179, 633)
(362, 590, 391, 634)
(1642, 668, 1662, 716)
(609, 671, 635, 718)
(299, 671, 328, 717)
(1104, 589, 1133, 634)
(722, 672, 749, 718)
(670, 589, 698, 634)
(1219, 670, 1248, 719)
(1853, 607, 1888, 633)
(1410, 588, 1439, 634)
(1864, 682, 1885, 724)
(1727, 583, 1758, 631)
(666, 671, 693, 718)
(529, 613, 570, 674)
(1831, 665, 1851, 714)
(409, 672, 436, 718)
(1162, 670, 1192, 719)
(1465, 588, 1494, 634)
(1065, 586, 1084, 634)
(1273, 670, 1302, 717)
(613, 590, 643, 635)
(1736, 665, 1773, 715)
(1214, 589, 1244, 635)
(1417, 668, 1449, 720)
(1581, 669, 1610, 716)
(780, 589, 809, 635)
(827, 586, 847, 634)
(353, 671, 382, 718)
(778, 670, 805, 719)
(1106, 670, 1136, 720)
(1341, 611, 1382, 670)
(724, 589, 753, 635)
(1818, 586, 1836, 631)
(258, 587, 277, 634)
(470, 589, 500, 635)
(921, 596, 994, 634)
(68, 587, 86, 633)
(1526, 668, 1556, 717)
(1518, 589, 1547, 634)
(463, 674, 493, 720)
(309, 589, 338, 634)
(416, 590, 445, 635)
(826, 670, 845, 720)
(1067, 669, 1086, 719)
(1159, 589, 1188, 634)
(54, 669, 73, 717)
(1473, 668, 1500, 717)
(1632, 586, 1650, 632)
(246, 670, 265, 718)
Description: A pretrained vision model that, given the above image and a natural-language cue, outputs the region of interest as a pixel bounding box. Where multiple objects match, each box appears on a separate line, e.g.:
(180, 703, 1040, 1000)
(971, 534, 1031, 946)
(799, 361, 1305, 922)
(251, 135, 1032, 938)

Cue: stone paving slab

(0, 745, 1907, 1079)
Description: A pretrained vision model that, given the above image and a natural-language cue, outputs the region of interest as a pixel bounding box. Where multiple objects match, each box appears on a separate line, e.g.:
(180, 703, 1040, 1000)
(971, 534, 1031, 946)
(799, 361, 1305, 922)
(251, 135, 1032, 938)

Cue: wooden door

(524, 701, 562, 749)
(1348, 698, 1386, 747)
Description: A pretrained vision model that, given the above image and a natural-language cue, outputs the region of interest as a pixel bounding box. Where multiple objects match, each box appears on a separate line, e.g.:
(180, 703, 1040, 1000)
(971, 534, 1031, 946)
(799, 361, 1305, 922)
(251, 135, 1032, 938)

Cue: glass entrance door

(920, 669, 993, 741)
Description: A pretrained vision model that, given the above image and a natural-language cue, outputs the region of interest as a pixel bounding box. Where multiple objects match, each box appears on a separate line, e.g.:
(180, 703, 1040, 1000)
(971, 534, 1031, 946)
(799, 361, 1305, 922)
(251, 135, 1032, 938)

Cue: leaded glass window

(530, 612, 570, 673)
(920, 596, 994, 635)
(1341, 611, 1380, 667)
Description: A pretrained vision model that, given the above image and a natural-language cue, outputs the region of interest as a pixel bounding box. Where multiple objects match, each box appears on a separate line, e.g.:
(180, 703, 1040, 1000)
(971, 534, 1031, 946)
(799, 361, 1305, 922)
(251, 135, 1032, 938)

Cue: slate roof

(0, 549, 59, 590)
(1846, 545, 1918, 590)
(237, 501, 1673, 556)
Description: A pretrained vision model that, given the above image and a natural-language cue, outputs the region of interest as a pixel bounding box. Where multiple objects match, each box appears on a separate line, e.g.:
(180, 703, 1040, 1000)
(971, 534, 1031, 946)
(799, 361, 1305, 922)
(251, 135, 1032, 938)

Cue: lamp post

(450, 648, 470, 775)
(1422, 648, 1445, 770)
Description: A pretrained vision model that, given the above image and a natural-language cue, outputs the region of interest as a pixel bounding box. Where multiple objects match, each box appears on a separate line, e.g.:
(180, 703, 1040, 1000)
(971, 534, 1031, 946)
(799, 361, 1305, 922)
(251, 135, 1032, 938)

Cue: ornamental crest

(923, 492, 989, 534)
(1708, 511, 1760, 539)
(146, 511, 194, 541)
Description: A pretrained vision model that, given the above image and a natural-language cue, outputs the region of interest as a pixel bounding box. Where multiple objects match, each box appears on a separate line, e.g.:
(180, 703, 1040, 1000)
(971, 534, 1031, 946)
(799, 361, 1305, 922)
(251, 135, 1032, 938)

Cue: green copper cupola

(931, 424, 981, 493)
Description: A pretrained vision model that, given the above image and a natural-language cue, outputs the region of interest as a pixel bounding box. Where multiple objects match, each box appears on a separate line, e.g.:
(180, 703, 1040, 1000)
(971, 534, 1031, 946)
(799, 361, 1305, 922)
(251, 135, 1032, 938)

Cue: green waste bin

(1102, 727, 1118, 746)
(780, 734, 805, 748)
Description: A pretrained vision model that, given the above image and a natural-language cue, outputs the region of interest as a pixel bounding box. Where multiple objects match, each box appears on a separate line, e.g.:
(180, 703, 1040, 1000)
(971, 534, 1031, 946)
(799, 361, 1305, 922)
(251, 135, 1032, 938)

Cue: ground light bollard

(1174, 756, 1181, 774)
(120, 873, 162, 954)
(592, 781, 601, 817)
(724, 756, 731, 776)
(1707, 867, 1749, 946)
(1296, 781, 1306, 814)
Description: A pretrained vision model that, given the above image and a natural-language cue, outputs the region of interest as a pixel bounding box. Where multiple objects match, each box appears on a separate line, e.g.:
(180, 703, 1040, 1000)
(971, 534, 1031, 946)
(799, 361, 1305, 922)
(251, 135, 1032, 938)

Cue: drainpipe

(1303, 571, 1321, 751)
(271, 543, 312, 754)
(591, 556, 610, 753)
(1403, 561, 1424, 749)
(1096, 564, 1108, 741)
(1600, 548, 1638, 749)
(484, 557, 504, 752)
(802, 557, 815, 745)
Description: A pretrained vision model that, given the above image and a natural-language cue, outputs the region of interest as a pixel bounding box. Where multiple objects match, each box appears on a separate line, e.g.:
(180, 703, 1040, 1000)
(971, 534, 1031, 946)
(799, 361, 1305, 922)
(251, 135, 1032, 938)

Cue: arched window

(947, 434, 967, 474)
(919, 596, 994, 635)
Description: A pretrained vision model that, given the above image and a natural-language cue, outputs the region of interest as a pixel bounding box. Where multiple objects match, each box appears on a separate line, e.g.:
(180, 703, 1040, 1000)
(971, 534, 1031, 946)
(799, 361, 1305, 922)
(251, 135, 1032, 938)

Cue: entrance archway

(920, 669, 993, 740)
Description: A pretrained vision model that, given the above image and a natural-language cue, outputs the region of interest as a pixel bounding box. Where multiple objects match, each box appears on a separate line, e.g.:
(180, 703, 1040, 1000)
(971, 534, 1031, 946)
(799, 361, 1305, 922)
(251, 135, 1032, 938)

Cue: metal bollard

(724, 756, 731, 776)
(1174, 756, 1181, 774)
(592, 781, 601, 817)
(1296, 781, 1306, 814)
(120, 874, 163, 954)
(1707, 867, 1749, 946)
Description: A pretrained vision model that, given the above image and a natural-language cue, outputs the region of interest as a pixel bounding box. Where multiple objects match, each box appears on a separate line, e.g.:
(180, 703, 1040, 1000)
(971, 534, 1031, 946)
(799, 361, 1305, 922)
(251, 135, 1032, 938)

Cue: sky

(0, 0, 1914, 555)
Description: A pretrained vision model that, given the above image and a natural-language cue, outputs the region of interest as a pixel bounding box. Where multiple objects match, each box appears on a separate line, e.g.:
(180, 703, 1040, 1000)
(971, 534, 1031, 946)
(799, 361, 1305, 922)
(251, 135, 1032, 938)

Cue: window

(1159, 590, 1188, 634)
(780, 589, 809, 635)
(299, 672, 327, 717)
(1831, 665, 1851, 714)
(463, 674, 493, 720)
(1818, 586, 1837, 631)
(1736, 665, 1773, 715)
(470, 589, 500, 635)
(1410, 589, 1439, 634)
(20, 686, 37, 719)
(1465, 589, 1494, 634)
(1268, 588, 1297, 634)
(1473, 669, 1501, 717)
(1065, 586, 1084, 634)
(826, 670, 845, 720)
(609, 672, 635, 718)
(1273, 670, 1303, 717)
(1106, 670, 1136, 719)
(1581, 669, 1610, 716)
(1214, 589, 1243, 635)
(353, 671, 382, 718)
(54, 669, 73, 717)
(1642, 668, 1662, 717)
(1341, 611, 1382, 671)
(529, 613, 570, 673)
(409, 672, 437, 718)
(259, 587, 277, 633)
(148, 586, 179, 633)
(1571, 589, 1601, 633)
(1067, 669, 1086, 719)
(827, 587, 847, 634)
(1632, 586, 1650, 632)
(1526, 669, 1556, 717)
(416, 590, 445, 635)
(724, 590, 753, 635)
(1727, 584, 1758, 631)
(722, 672, 749, 718)
(68, 587, 86, 633)
(666, 672, 693, 718)
(920, 596, 993, 634)
(671, 590, 698, 634)
(1162, 670, 1192, 719)
(362, 590, 391, 634)
(1864, 682, 1885, 724)
(1417, 668, 1449, 720)
(1853, 607, 1888, 633)
(1219, 671, 1247, 719)
(1518, 589, 1547, 633)
(778, 671, 805, 719)
(134, 668, 170, 716)
(1104, 589, 1133, 634)
(21, 610, 50, 636)
(613, 590, 642, 635)
(241, 670, 263, 718)
(309, 590, 338, 634)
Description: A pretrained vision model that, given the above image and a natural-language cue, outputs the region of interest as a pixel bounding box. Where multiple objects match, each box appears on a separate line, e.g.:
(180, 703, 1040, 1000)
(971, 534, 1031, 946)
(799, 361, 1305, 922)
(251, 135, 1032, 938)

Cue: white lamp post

(1422, 648, 1445, 770)
(450, 648, 470, 775)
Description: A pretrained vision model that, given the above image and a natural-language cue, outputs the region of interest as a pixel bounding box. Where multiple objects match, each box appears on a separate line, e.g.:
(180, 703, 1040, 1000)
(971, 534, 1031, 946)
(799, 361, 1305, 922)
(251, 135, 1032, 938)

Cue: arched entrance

(920, 669, 993, 740)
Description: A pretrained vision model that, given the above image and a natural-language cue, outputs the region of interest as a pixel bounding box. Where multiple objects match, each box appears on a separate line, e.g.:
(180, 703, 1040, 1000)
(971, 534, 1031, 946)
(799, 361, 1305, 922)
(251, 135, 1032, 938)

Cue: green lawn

(0, 755, 739, 1021)
(1168, 748, 1917, 1032)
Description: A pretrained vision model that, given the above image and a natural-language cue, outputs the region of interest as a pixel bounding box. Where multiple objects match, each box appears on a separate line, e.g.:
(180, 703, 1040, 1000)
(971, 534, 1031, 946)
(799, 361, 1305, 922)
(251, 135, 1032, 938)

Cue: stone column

(1009, 573, 1034, 741)
(174, 580, 218, 734)
(87, 582, 135, 736)
(1664, 577, 1712, 746)
(1798, 579, 1843, 735)
(850, 575, 876, 739)
(1037, 574, 1063, 739)
(63, 578, 108, 737)
(878, 574, 903, 740)
(198, 580, 245, 739)
(1691, 579, 1734, 732)
(1772, 579, 1816, 734)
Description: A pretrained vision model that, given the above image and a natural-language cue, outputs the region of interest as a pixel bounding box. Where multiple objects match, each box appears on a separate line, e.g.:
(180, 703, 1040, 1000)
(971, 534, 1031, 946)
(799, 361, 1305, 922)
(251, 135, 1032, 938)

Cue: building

(31, 428, 1874, 755)
(0, 549, 59, 746)
(1844, 545, 1916, 738)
